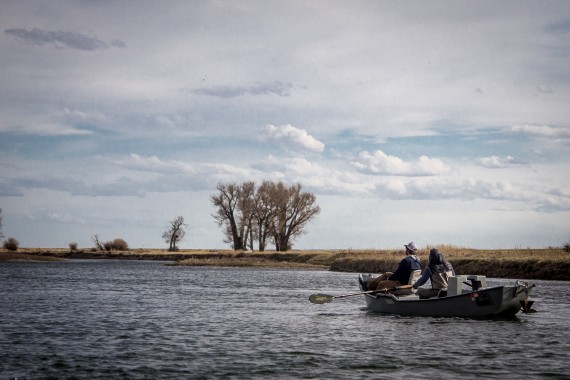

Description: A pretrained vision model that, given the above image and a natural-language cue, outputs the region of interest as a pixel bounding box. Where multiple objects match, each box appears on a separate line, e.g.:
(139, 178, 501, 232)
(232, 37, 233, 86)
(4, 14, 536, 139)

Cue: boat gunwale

(363, 285, 509, 303)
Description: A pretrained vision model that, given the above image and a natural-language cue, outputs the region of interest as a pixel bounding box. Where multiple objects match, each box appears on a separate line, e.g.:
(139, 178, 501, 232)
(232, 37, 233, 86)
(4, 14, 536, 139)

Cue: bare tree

(211, 183, 243, 250)
(237, 181, 256, 251)
(253, 181, 279, 251)
(270, 182, 320, 252)
(212, 181, 320, 252)
(163, 216, 186, 252)
(91, 234, 104, 251)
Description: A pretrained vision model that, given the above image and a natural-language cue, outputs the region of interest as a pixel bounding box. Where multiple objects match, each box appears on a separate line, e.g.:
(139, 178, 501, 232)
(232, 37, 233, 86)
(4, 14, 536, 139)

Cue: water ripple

(0, 261, 568, 379)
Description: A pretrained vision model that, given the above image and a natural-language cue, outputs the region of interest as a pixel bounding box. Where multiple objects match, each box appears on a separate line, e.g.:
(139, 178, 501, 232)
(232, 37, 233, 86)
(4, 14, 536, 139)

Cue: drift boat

(357, 274, 535, 317)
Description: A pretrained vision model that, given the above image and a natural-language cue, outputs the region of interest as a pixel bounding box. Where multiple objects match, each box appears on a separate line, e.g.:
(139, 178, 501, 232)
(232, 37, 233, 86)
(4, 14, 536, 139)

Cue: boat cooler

(448, 275, 487, 296)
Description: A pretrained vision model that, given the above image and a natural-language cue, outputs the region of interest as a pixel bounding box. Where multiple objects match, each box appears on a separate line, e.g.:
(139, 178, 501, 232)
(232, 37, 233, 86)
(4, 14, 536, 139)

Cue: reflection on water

(1, 260, 569, 379)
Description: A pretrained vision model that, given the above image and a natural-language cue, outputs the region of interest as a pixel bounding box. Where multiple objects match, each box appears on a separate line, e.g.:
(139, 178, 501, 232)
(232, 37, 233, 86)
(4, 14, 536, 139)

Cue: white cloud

(45, 212, 86, 225)
(352, 150, 449, 176)
(265, 124, 325, 153)
(371, 176, 533, 204)
(114, 154, 196, 174)
(509, 125, 570, 139)
(1, 108, 100, 136)
(536, 196, 570, 212)
(257, 155, 372, 195)
(62, 108, 107, 125)
(109, 154, 262, 190)
(0, 121, 93, 136)
(477, 155, 528, 168)
(5, 28, 126, 51)
(193, 81, 293, 98)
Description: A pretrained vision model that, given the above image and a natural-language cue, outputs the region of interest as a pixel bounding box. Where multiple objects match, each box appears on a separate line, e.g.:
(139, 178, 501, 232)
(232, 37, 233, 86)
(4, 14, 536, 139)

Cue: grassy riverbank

(0, 251, 63, 262)
(2, 246, 568, 280)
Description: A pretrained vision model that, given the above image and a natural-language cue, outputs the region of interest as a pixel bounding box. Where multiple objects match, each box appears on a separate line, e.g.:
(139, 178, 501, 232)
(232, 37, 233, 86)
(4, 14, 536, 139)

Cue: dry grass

(0, 251, 63, 262)
(174, 256, 327, 269)
(328, 245, 568, 262)
(319, 246, 570, 280)
(3, 246, 568, 280)
(5, 246, 568, 262)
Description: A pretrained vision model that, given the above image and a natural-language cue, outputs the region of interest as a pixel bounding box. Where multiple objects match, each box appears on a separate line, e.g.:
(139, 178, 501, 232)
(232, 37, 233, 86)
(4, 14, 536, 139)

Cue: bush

(3, 237, 19, 251)
(563, 241, 570, 253)
(69, 242, 78, 252)
(113, 238, 129, 251)
(104, 238, 129, 251)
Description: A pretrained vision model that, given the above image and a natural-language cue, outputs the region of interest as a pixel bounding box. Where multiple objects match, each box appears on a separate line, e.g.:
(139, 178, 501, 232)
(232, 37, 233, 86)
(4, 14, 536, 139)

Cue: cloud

(536, 85, 553, 94)
(548, 187, 570, 199)
(477, 155, 528, 168)
(256, 155, 518, 199)
(265, 124, 325, 153)
(0, 121, 94, 136)
(111, 39, 127, 48)
(255, 155, 372, 195)
(113, 154, 196, 174)
(509, 125, 570, 139)
(545, 19, 570, 35)
(109, 154, 263, 190)
(4, 28, 126, 50)
(352, 150, 449, 176)
(193, 81, 293, 98)
(62, 108, 107, 125)
(372, 177, 534, 204)
(535, 196, 570, 213)
(0, 108, 104, 136)
(44, 212, 86, 225)
(0, 182, 24, 196)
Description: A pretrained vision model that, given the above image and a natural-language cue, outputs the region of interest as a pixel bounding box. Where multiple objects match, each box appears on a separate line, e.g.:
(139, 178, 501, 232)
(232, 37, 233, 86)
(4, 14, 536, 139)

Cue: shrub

(563, 241, 570, 253)
(3, 237, 19, 251)
(69, 242, 78, 252)
(113, 238, 129, 251)
(104, 238, 129, 251)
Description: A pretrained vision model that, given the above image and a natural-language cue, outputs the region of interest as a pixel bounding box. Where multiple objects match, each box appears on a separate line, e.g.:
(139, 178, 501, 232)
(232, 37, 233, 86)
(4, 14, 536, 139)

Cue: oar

(309, 285, 413, 304)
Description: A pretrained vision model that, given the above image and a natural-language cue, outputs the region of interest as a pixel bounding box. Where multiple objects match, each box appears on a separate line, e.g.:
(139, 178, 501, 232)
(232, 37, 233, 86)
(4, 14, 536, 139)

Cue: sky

(1, 1, 569, 250)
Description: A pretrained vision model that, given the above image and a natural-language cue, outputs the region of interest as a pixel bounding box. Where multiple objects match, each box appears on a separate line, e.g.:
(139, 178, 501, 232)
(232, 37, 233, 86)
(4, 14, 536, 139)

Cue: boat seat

(409, 270, 421, 285)
(393, 270, 422, 295)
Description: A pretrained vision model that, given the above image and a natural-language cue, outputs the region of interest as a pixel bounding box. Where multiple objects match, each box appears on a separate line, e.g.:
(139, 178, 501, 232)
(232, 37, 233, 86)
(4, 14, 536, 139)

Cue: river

(1, 260, 568, 379)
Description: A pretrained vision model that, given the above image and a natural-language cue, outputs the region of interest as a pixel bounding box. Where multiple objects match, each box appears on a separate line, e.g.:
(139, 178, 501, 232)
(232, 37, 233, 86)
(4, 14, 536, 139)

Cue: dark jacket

(414, 249, 455, 289)
(389, 254, 421, 284)
(427, 249, 454, 274)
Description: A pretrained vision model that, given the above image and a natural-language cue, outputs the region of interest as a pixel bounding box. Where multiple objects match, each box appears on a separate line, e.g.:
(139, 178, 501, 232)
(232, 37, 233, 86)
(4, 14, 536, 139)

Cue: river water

(1, 260, 568, 379)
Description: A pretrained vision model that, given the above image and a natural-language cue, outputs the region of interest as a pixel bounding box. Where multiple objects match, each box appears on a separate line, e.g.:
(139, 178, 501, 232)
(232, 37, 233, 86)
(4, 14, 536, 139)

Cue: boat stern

(514, 281, 536, 314)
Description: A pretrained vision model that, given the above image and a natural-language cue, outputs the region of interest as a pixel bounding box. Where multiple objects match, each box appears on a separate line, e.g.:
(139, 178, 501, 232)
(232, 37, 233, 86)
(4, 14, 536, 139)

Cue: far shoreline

(1, 247, 568, 281)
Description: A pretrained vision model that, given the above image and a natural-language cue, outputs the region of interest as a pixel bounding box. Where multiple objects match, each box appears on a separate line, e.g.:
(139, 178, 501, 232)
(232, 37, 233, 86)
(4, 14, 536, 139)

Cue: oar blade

(309, 293, 334, 304)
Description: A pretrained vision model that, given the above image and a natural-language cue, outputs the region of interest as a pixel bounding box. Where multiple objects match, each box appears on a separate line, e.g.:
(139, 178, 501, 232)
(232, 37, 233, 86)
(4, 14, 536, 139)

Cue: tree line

(210, 181, 320, 252)
(0, 181, 320, 253)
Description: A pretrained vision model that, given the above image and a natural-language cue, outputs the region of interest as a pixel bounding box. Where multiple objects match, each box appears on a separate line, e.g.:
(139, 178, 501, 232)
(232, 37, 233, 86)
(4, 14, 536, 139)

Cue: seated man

(368, 242, 422, 291)
(412, 248, 455, 298)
